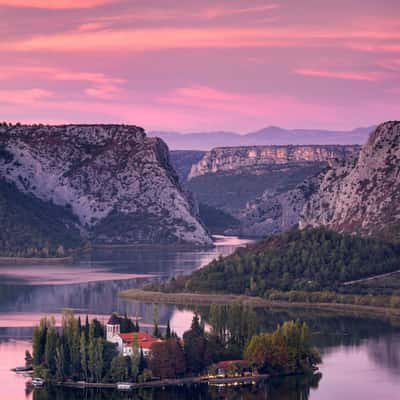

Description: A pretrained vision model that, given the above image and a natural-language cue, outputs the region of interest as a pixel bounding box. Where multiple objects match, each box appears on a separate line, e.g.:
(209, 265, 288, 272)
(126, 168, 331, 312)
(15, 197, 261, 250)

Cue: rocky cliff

(186, 145, 360, 237)
(169, 150, 205, 182)
(300, 121, 400, 242)
(0, 123, 212, 246)
(235, 177, 320, 237)
(188, 145, 360, 179)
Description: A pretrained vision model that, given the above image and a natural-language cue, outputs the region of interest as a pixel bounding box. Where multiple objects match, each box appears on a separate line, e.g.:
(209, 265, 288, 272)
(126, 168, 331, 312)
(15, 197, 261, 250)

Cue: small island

(27, 309, 321, 390)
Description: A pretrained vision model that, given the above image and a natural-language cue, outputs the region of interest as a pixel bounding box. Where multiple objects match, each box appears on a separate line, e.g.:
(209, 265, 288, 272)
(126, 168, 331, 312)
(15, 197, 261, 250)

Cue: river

(0, 236, 399, 399)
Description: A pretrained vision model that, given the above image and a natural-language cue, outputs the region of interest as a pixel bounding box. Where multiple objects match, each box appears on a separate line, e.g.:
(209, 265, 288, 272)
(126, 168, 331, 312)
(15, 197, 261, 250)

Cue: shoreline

(54, 374, 269, 390)
(0, 241, 216, 264)
(92, 242, 215, 250)
(119, 289, 400, 319)
(0, 256, 73, 265)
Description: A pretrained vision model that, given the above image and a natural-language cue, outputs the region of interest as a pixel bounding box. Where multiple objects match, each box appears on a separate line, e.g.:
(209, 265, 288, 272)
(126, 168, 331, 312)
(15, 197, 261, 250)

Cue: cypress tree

(80, 332, 88, 381)
(55, 344, 66, 381)
(166, 320, 171, 339)
(84, 315, 90, 341)
(152, 304, 160, 337)
(130, 334, 140, 381)
(44, 325, 57, 375)
(138, 348, 146, 374)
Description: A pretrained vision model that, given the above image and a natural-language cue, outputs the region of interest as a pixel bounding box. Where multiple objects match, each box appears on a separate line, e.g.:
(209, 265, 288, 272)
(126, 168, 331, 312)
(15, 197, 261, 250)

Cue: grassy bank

(119, 289, 400, 319)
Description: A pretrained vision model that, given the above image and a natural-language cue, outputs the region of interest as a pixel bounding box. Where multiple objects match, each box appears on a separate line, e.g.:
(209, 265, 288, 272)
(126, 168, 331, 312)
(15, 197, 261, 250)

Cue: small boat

(117, 382, 132, 390)
(31, 378, 45, 387)
(13, 366, 33, 373)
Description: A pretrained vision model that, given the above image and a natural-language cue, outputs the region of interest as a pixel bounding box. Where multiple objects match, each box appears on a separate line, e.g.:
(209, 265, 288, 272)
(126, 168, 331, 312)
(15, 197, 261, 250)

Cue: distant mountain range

(151, 126, 376, 150)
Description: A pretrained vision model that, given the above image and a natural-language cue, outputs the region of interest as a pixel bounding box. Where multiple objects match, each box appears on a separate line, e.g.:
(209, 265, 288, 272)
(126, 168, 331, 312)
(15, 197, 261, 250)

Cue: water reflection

(31, 374, 322, 400)
(196, 305, 400, 350)
(1, 238, 400, 400)
(0, 240, 243, 337)
(367, 334, 400, 377)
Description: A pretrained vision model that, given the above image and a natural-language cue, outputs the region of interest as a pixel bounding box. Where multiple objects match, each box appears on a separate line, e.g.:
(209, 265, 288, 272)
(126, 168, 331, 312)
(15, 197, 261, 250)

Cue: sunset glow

(1, 0, 399, 131)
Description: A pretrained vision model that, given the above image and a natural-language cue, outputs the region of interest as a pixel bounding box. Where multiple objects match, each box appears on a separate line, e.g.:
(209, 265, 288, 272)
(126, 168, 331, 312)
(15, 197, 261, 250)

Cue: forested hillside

(0, 179, 82, 257)
(159, 228, 400, 295)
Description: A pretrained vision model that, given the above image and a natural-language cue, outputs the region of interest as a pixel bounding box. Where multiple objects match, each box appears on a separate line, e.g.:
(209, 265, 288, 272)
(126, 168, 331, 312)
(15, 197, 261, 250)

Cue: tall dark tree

(183, 314, 210, 373)
(138, 348, 147, 374)
(44, 324, 57, 375)
(24, 350, 33, 369)
(84, 315, 90, 341)
(32, 317, 53, 367)
(120, 313, 135, 333)
(152, 304, 160, 338)
(166, 320, 171, 339)
(80, 332, 88, 381)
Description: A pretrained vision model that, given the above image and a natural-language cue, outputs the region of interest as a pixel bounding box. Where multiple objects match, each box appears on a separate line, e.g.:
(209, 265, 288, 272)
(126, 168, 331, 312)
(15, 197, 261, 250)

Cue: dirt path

(343, 270, 400, 286)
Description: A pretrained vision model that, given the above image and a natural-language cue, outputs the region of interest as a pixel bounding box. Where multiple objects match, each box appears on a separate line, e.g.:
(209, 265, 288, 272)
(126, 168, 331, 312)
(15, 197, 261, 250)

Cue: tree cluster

(31, 309, 321, 383)
(245, 320, 321, 375)
(32, 311, 149, 383)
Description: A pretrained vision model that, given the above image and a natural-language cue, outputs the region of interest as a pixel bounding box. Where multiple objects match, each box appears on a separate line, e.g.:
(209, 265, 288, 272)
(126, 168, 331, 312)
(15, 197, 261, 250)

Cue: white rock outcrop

(0, 123, 212, 246)
(300, 121, 400, 239)
(188, 145, 360, 179)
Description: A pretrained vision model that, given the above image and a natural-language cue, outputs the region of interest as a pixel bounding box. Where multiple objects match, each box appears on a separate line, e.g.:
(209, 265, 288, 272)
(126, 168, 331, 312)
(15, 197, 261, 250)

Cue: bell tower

(106, 313, 121, 341)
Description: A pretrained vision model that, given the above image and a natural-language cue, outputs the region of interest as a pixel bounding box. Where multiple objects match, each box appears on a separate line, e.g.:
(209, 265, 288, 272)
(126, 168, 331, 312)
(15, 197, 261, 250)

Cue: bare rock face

(300, 121, 400, 240)
(236, 177, 320, 237)
(0, 123, 212, 246)
(187, 144, 360, 237)
(188, 145, 360, 179)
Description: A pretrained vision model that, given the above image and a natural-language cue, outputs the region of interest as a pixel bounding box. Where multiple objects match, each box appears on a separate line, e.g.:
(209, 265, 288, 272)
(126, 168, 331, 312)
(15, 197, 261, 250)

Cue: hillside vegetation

(154, 228, 400, 296)
(187, 163, 325, 213)
(0, 179, 82, 257)
(198, 203, 240, 234)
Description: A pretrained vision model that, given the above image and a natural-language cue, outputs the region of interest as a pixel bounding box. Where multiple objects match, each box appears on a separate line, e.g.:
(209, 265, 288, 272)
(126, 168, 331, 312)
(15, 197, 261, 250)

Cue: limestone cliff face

(235, 177, 319, 237)
(0, 123, 212, 246)
(188, 145, 360, 179)
(300, 121, 400, 240)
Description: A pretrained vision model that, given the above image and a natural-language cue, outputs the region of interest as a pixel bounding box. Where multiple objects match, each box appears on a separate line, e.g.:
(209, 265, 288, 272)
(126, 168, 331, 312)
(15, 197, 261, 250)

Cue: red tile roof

(119, 332, 161, 350)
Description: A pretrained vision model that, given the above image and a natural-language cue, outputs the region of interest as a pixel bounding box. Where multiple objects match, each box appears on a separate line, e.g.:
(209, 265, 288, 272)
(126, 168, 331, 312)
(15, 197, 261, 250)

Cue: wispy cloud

(1, 1, 399, 131)
(0, 28, 299, 52)
(84, 84, 122, 100)
(0, 88, 52, 104)
(202, 4, 279, 19)
(158, 84, 332, 121)
(76, 3, 279, 29)
(377, 58, 400, 71)
(2, 24, 400, 53)
(0, 0, 115, 9)
(171, 85, 243, 102)
(0, 65, 125, 99)
(345, 42, 400, 53)
(293, 68, 382, 81)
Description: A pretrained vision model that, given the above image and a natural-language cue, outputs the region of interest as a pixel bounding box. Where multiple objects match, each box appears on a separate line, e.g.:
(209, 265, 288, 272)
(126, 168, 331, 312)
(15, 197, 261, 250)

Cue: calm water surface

(0, 236, 399, 399)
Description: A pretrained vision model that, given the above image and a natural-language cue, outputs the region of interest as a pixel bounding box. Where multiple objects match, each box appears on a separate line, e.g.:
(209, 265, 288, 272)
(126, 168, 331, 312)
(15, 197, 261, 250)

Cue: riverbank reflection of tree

(193, 304, 400, 351)
(31, 373, 321, 400)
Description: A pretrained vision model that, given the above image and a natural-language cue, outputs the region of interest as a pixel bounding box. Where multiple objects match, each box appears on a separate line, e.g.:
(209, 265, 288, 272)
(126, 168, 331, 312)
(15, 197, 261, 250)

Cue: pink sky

(0, 0, 399, 132)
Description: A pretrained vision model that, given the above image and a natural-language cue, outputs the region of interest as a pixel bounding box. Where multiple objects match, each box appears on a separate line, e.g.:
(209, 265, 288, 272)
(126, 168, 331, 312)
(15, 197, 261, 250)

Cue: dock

(60, 374, 269, 391)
